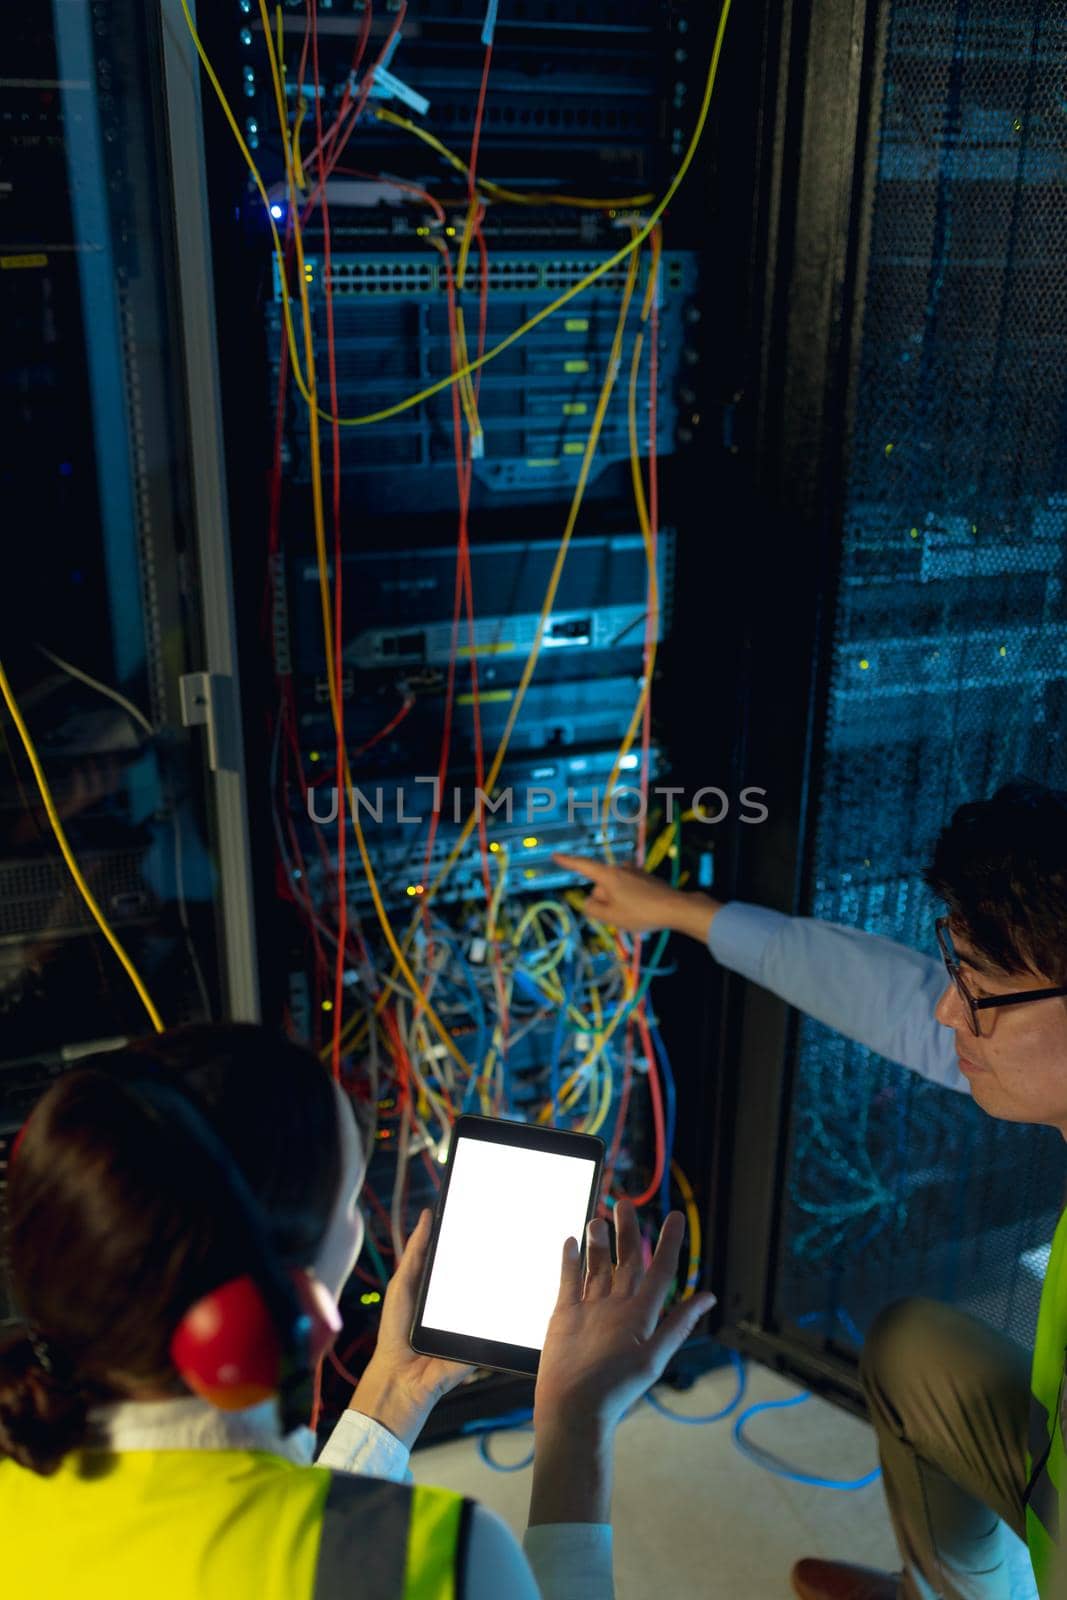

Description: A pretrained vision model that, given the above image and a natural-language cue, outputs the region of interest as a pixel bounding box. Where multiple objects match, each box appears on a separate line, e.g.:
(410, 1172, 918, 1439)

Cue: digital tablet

(409, 1114, 605, 1376)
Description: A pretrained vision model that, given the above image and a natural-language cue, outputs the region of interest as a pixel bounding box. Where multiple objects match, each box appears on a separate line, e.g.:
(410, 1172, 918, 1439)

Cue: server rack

(0, 0, 259, 1321)
(707, 0, 1067, 1412)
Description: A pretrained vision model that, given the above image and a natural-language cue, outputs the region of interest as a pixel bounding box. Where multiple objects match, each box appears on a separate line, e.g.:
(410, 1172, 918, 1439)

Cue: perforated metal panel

(776, 0, 1067, 1352)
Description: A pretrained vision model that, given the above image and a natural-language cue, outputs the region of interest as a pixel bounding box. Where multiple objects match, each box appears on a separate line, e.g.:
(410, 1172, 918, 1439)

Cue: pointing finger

(552, 853, 614, 887)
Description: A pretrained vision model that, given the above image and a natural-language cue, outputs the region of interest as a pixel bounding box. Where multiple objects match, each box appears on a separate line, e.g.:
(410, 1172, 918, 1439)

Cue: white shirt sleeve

(708, 901, 967, 1093)
(314, 1408, 413, 1483)
(521, 1524, 615, 1600)
(460, 1510, 614, 1600)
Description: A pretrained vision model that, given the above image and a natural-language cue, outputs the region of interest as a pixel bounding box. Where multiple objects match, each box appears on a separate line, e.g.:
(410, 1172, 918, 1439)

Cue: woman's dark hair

(0, 1023, 343, 1476)
(924, 779, 1067, 981)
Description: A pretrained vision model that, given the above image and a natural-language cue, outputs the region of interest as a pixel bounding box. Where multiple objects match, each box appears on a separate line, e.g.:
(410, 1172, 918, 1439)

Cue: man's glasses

(935, 917, 1067, 1037)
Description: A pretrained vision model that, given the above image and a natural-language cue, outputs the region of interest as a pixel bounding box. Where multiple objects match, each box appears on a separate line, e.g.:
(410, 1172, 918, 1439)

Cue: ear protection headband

(11, 1075, 342, 1428)
(126, 1076, 342, 1423)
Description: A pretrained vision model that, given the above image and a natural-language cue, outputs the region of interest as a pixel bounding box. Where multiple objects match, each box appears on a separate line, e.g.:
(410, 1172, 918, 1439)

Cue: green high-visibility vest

(0, 1447, 470, 1599)
(1028, 1206, 1067, 1596)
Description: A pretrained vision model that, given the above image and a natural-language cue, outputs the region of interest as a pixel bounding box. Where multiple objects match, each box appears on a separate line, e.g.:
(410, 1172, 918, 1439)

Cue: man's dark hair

(924, 779, 1067, 981)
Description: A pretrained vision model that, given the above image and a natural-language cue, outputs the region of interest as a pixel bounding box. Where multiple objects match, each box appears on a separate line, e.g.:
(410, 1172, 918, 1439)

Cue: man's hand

(552, 853, 721, 942)
(349, 1209, 474, 1450)
(529, 1199, 715, 1525)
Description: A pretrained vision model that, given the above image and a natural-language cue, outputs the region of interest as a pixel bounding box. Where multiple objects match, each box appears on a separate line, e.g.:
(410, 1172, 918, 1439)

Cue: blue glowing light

(270, 203, 284, 220)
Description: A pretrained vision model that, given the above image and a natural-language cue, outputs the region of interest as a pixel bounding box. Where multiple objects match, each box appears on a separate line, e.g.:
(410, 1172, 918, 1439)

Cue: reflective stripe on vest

(0, 1448, 469, 1600)
(1027, 1205, 1067, 1597)
(316, 1472, 470, 1600)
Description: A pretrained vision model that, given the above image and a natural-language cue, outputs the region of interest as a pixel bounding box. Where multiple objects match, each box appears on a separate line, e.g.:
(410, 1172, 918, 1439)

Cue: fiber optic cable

(0, 659, 164, 1033)
(369, 107, 656, 212)
(178, 0, 733, 427)
(261, 4, 471, 1078)
(414, 241, 642, 915)
(305, 0, 352, 1079)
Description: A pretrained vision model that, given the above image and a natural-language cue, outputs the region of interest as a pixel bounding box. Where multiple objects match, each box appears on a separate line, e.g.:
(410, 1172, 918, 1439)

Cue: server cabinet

(0, 0, 258, 1298)
(709, 0, 1067, 1409)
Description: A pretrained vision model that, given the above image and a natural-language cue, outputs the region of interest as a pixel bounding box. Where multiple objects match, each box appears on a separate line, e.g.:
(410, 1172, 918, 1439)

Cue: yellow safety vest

(0, 1447, 469, 1600)
(1027, 1205, 1067, 1597)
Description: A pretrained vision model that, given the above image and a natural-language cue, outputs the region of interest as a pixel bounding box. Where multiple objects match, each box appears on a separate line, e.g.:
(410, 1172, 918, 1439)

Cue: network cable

(177, 0, 734, 427)
(0, 658, 164, 1033)
(245, 5, 693, 1292)
(731, 1393, 882, 1491)
(645, 1349, 747, 1426)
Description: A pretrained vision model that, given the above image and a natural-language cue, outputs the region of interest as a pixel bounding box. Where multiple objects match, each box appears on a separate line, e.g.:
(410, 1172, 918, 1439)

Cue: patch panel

(268, 252, 697, 506)
(295, 744, 662, 911)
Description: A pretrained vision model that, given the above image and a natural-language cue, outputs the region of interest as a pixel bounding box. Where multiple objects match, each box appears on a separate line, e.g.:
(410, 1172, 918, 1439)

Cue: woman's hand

(349, 1208, 474, 1450)
(529, 1199, 715, 1525)
(552, 853, 721, 942)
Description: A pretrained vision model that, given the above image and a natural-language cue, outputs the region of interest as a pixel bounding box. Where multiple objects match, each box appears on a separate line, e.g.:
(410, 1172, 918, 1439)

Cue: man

(555, 779, 1067, 1600)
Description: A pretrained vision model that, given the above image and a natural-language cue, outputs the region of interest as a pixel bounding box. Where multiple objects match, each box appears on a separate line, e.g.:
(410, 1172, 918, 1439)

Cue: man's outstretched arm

(552, 856, 965, 1094)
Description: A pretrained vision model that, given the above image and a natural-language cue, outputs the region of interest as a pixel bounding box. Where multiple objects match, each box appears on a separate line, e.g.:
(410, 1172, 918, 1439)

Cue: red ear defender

(169, 1269, 341, 1410)
(9, 1116, 32, 1169)
(170, 1276, 282, 1410)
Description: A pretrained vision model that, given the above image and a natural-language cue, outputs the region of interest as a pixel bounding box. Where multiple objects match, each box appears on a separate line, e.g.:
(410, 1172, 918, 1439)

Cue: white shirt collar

(85, 1395, 317, 1465)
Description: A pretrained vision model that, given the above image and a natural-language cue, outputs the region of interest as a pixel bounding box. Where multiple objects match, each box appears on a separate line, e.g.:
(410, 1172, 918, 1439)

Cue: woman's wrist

(528, 1418, 615, 1527)
(348, 1365, 428, 1451)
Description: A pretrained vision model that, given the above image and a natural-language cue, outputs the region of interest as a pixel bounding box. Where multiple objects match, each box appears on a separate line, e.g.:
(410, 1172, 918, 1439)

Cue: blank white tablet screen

(421, 1136, 598, 1349)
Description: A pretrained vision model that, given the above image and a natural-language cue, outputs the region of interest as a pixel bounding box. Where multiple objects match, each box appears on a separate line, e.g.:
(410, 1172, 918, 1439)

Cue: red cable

(310, 1353, 325, 1432)
(300, 1, 406, 218)
(361, 1181, 398, 1253)
(328, 1348, 362, 1389)
(309, 0, 374, 171)
(640, 235, 660, 862)
(309, 0, 347, 1081)
(418, 42, 503, 1068)
(331, 165, 447, 226)
(626, 1007, 666, 1208)
(602, 1020, 635, 1195)
(351, 691, 416, 759)
(606, 234, 663, 1202)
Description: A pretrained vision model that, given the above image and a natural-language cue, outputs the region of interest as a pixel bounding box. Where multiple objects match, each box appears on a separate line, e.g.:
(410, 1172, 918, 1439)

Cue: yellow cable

(371, 107, 657, 212)
(415, 240, 642, 918)
(583, 1053, 614, 1137)
(453, 196, 484, 444)
(179, 0, 734, 428)
(543, 950, 636, 1121)
(602, 224, 662, 846)
(293, 98, 309, 191)
(186, 6, 729, 1079)
(0, 660, 164, 1033)
(671, 1159, 702, 1295)
(178, 0, 318, 415)
(644, 820, 679, 876)
(257, 5, 471, 1078)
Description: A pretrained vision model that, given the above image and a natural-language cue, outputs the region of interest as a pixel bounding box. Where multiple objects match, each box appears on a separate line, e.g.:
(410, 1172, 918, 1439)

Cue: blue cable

(647, 1019, 676, 1218)
(548, 942, 578, 1123)
(796, 1306, 866, 1347)
(476, 1425, 535, 1472)
(460, 1406, 533, 1436)
(645, 1348, 746, 1425)
(731, 1393, 882, 1491)
(422, 925, 488, 1100)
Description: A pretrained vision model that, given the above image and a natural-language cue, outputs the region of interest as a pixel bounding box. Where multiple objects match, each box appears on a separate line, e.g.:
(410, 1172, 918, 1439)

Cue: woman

(0, 1023, 713, 1598)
